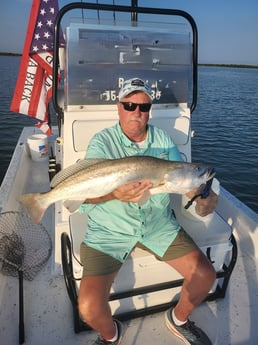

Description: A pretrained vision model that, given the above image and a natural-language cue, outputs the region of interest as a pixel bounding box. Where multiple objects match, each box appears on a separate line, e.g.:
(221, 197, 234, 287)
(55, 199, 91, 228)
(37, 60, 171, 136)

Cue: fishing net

(0, 211, 52, 281)
(0, 211, 52, 344)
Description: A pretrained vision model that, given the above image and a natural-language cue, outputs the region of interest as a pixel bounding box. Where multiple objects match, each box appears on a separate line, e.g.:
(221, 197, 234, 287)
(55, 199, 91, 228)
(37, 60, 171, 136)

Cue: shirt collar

(116, 123, 153, 149)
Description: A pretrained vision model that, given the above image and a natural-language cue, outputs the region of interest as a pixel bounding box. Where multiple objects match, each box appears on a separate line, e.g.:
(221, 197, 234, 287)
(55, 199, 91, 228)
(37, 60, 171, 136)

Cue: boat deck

(1, 239, 258, 345)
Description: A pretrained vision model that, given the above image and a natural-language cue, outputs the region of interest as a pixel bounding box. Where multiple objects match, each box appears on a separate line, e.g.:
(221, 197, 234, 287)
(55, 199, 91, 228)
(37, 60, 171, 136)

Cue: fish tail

(19, 193, 47, 224)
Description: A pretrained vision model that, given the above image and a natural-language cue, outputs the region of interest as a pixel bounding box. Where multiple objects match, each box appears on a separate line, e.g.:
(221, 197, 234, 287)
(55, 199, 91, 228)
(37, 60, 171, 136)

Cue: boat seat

(61, 106, 192, 170)
(61, 189, 237, 333)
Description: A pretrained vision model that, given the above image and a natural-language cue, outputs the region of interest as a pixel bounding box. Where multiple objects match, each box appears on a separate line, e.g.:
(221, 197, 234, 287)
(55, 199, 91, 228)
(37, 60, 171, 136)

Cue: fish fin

(63, 199, 85, 213)
(50, 158, 107, 188)
(18, 193, 46, 224)
(137, 190, 152, 205)
(137, 184, 169, 205)
(149, 184, 170, 195)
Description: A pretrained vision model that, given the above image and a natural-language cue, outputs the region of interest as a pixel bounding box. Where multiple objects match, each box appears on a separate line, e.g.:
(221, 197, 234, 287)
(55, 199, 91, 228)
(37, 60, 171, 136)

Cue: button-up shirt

(79, 123, 182, 262)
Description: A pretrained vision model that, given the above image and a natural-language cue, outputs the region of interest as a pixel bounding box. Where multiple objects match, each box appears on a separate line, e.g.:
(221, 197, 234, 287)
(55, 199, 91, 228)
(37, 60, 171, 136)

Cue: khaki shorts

(80, 228, 198, 276)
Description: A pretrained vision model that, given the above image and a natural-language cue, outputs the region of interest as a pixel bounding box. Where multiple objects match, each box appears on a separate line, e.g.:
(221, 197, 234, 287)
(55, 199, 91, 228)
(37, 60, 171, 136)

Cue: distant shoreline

(199, 63, 258, 69)
(0, 52, 21, 57)
(0, 52, 257, 69)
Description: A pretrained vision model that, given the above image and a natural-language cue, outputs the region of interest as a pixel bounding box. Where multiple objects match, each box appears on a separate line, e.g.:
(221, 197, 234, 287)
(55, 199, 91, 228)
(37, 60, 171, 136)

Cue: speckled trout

(19, 156, 215, 224)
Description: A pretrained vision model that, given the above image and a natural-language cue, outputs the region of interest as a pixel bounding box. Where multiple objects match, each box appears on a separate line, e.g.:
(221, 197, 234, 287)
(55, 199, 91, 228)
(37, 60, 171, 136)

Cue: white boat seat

(62, 195, 236, 332)
(68, 196, 233, 280)
(61, 106, 192, 169)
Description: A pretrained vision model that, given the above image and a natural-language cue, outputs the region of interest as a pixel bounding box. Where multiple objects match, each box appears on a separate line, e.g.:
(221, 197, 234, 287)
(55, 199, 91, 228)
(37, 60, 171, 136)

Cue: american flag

(10, 0, 65, 135)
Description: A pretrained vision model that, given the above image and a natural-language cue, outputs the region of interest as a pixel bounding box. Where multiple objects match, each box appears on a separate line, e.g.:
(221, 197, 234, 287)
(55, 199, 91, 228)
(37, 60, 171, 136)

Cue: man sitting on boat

(78, 78, 218, 345)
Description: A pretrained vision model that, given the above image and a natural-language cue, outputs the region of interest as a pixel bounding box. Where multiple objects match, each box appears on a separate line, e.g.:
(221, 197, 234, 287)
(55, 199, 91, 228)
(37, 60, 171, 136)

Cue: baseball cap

(118, 78, 152, 101)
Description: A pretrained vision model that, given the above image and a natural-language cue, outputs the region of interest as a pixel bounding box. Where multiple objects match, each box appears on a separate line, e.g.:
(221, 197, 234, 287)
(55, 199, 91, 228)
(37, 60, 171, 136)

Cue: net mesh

(0, 211, 52, 281)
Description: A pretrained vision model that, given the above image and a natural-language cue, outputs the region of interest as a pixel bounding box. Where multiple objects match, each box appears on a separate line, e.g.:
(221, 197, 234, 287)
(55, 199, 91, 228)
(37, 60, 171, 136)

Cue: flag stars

(29, 0, 64, 55)
(40, 8, 46, 16)
(42, 44, 49, 51)
(46, 20, 53, 27)
(44, 32, 51, 39)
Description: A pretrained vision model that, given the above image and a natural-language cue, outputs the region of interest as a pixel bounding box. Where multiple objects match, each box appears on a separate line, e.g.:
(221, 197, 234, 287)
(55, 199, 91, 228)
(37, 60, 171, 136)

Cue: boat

(0, 2, 257, 344)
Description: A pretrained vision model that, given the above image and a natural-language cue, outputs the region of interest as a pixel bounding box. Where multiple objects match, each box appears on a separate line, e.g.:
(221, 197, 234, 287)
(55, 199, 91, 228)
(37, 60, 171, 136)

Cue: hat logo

(131, 79, 145, 87)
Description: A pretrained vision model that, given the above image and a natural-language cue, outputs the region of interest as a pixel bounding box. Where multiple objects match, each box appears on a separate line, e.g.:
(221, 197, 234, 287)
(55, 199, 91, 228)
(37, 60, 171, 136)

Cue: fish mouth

(206, 167, 216, 180)
(199, 167, 216, 180)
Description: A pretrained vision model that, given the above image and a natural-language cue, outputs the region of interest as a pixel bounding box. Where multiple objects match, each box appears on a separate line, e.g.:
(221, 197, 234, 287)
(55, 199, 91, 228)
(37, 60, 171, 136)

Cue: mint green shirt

(79, 123, 182, 262)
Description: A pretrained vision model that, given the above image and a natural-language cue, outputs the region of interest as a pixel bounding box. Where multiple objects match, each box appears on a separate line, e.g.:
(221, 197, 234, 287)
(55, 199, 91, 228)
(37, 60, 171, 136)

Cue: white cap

(118, 78, 152, 101)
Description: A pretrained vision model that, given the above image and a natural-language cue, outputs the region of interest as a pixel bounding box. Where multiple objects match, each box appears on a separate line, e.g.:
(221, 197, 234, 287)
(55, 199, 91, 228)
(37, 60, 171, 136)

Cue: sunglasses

(120, 102, 152, 112)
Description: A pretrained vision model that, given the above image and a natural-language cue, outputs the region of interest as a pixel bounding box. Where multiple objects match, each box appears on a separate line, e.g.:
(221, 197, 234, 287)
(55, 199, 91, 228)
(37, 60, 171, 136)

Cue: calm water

(0, 56, 257, 213)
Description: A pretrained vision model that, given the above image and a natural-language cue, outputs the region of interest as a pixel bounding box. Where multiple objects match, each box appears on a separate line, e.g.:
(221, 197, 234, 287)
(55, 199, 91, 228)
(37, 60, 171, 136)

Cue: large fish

(19, 156, 215, 224)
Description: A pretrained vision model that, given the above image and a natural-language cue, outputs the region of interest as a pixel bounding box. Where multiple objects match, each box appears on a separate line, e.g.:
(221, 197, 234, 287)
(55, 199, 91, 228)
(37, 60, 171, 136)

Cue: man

(78, 78, 217, 345)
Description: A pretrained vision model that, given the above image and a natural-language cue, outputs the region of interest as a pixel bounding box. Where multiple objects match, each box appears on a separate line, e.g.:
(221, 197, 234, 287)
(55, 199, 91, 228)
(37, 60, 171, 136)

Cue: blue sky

(1, 0, 257, 65)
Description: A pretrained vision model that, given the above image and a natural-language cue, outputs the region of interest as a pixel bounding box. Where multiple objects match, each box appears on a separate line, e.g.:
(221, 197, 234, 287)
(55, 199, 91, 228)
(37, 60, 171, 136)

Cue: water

(191, 66, 258, 213)
(0, 56, 39, 174)
(0, 56, 257, 213)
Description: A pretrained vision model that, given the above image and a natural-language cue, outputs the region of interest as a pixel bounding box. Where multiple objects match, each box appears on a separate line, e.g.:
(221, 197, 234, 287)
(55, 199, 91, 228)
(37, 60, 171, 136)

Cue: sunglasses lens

(139, 103, 152, 112)
(121, 102, 151, 112)
(122, 102, 137, 111)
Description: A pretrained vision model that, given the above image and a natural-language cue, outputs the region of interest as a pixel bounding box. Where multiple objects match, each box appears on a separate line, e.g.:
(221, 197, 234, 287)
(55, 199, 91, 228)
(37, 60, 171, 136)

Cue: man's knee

(78, 292, 94, 321)
(79, 293, 108, 325)
(197, 254, 216, 285)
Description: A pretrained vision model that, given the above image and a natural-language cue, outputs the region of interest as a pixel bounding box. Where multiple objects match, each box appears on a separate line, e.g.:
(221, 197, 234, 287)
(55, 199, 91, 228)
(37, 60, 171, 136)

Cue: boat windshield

(65, 20, 192, 111)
